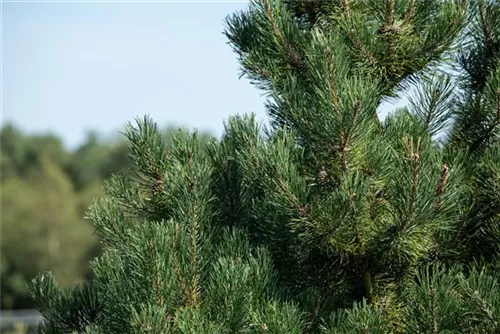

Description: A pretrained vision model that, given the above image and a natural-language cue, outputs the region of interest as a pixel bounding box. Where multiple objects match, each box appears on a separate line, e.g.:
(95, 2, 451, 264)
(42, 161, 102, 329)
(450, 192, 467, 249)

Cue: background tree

(1, 157, 94, 309)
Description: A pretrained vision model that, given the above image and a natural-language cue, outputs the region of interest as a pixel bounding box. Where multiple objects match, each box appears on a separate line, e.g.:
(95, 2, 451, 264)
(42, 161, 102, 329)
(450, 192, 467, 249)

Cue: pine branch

(348, 30, 376, 67)
(468, 88, 500, 155)
(327, 50, 340, 111)
(339, 101, 361, 170)
(302, 292, 325, 334)
(363, 268, 373, 304)
(429, 282, 438, 334)
(479, 0, 493, 48)
(262, 0, 305, 72)
(186, 152, 200, 307)
(385, 0, 394, 26)
(341, 0, 350, 19)
(151, 241, 164, 308)
(339, 1, 376, 67)
(406, 136, 421, 227)
(173, 224, 189, 304)
(434, 163, 449, 212)
(404, 0, 415, 24)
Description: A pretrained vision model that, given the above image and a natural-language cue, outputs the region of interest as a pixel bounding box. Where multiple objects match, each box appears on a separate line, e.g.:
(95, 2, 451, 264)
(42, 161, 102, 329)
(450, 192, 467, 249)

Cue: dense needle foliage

(30, 1, 499, 333)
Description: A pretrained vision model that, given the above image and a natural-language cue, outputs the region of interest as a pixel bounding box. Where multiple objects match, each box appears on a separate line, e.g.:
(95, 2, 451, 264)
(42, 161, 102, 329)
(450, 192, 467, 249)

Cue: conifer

(31, 1, 500, 333)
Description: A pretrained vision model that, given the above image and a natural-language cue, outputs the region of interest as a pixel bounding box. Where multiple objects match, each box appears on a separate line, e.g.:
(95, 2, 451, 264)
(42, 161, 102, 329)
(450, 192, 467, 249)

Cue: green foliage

(451, 0, 500, 157)
(321, 264, 500, 334)
(65, 132, 130, 192)
(404, 264, 500, 333)
(29, 272, 100, 334)
(1, 158, 94, 309)
(322, 299, 388, 334)
(444, 1, 500, 266)
(28, 0, 500, 333)
(28, 117, 304, 333)
(226, 0, 466, 96)
(0, 123, 214, 310)
(452, 146, 500, 263)
(458, 0, 500, 95)
(451, 61, 500, 155)
(0, 124, 69, 181)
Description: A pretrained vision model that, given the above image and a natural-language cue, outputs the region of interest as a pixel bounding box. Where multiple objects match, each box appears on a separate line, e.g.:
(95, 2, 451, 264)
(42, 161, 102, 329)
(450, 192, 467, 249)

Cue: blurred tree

(65, 132, 114, 192)
(1, 155, 95, 309)
(0, 124, 69, 180)
(0, 124, 27, 181)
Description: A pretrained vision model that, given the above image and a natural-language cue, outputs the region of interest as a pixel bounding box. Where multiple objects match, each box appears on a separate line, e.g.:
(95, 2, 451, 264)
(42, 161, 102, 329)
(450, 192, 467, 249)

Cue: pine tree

(2, 156, 94, 309)
(30, 1, 499, 333)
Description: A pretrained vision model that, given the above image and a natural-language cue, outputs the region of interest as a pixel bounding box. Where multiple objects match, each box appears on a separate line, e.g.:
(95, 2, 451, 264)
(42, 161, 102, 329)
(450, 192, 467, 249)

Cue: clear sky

(2, 1, 401, 150)
(2, 1, 269, 149)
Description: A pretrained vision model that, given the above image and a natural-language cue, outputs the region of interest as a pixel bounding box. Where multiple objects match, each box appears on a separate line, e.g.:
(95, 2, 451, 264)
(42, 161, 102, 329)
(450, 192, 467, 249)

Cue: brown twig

(434, 164, 449, 211)
(407, 137, 421, 222)
(339, 101, 361, 170)
(404, 0, 415, 23)
(429, 283, 438, 334)
(262, 0, 305, 71)
(341, 0, 350, 19)
(327, 51, 340, 111)
(349, 29, 377, 66)
(151, 241, 164, 308)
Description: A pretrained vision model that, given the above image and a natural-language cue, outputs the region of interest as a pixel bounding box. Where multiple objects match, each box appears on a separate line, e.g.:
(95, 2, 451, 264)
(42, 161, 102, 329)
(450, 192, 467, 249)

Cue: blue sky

(2, 1, 402, 150)
(2, 1, 268, 149)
